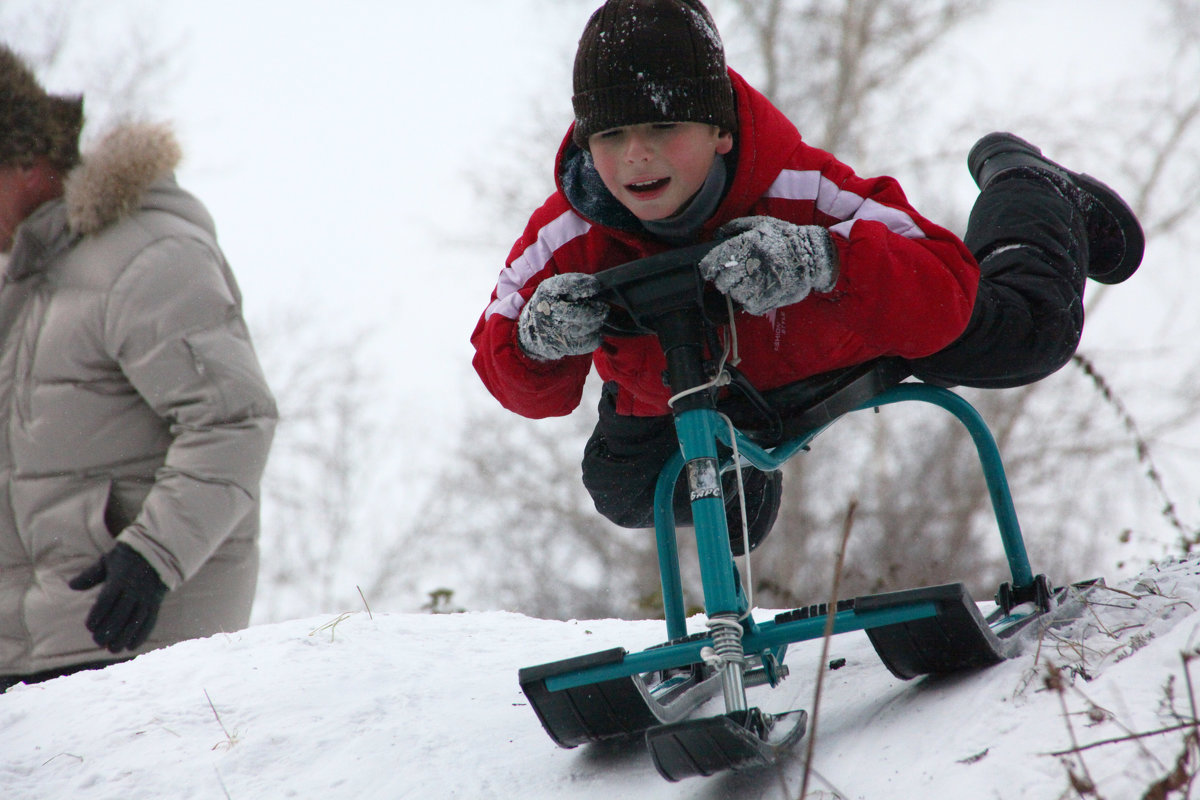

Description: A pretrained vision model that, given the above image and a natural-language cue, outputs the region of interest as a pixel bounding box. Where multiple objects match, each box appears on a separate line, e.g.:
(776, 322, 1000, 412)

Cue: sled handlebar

(593, 240, 726, 338)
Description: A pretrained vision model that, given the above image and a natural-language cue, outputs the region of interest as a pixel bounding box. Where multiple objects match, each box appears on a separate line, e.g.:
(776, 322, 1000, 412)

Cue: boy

(471, 0, 1143, 555)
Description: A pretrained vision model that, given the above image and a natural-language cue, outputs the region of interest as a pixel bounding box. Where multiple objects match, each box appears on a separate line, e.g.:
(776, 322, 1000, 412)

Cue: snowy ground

(5, 558, 1200, 799)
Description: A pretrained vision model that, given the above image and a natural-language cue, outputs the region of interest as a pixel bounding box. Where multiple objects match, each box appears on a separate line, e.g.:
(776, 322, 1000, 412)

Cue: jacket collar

(5, 199, 73, 280)
(5, 123, 182, 280)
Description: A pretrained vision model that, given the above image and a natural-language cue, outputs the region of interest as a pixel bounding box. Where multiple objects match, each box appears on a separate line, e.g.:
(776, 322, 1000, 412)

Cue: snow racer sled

(518, 242, 1066, 782)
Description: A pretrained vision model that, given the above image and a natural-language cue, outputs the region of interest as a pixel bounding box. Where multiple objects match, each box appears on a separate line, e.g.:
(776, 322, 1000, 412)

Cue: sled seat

(718, 357, 911, 445)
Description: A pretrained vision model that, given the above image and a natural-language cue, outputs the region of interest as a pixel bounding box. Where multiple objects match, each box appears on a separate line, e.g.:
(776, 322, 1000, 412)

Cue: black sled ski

(646, 707, 808, 782)
(518, 646, 722, 747)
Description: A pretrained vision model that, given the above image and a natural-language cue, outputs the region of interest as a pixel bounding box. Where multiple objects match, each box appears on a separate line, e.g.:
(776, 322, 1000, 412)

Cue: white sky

(155, 1, 593, 462)
(164, 1, 569, 331)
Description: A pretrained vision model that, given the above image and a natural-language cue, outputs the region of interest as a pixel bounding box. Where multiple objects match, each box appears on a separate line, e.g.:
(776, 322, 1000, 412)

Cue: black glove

(699, 216, 839, 315)
(69, 542, 168, 653)
(517, 272, 608, 361)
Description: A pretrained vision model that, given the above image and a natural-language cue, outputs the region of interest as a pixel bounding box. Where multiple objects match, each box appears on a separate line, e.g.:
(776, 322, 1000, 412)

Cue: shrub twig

(204, 689, 239, 751)
(1046, 664, 1102, 797)
(309, 612, 353, 641)
(357, 585, 373, 619)
(1073, 354, 1198, 551)
(799, 500, 857, 800)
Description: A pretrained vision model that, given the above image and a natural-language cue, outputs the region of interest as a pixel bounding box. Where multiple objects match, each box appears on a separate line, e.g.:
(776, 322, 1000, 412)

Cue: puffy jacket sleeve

(797, 151, 978, 358)
(102, 235, 277, 589)
(470, 202, 597, 419)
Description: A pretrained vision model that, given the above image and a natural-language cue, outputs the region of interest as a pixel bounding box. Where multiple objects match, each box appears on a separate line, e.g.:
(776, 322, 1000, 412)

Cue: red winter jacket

(471, 70, 979, 419)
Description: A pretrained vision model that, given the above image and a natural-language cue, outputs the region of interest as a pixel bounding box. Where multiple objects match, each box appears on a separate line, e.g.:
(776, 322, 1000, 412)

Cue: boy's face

(588, 122, 734, 221)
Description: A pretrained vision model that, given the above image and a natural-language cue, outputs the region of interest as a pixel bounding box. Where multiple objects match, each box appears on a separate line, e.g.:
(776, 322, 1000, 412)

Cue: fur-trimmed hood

(64, 122, 182, 236)
(6, 122, 202, 281)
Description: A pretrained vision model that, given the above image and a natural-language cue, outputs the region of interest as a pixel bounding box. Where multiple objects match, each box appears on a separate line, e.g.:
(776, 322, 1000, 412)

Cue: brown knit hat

(0, 44, 84, 171)
(571, 0, 737, 149)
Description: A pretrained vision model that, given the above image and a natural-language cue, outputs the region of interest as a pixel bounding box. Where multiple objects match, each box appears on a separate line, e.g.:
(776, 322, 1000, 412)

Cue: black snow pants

(909, 172, 1088, 387)
(581, 381, 781, 554)
(582, 172, 1088, 537)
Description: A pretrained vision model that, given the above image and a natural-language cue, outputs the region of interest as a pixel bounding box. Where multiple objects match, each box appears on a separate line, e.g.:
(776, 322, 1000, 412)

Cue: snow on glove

(69, 542, 168, 653)
(517, 272, 609, 361)
(699, 216, 839, 316)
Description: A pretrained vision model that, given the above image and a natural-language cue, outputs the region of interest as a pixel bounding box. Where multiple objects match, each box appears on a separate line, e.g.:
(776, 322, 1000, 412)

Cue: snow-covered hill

(5, 557, 1200, 799)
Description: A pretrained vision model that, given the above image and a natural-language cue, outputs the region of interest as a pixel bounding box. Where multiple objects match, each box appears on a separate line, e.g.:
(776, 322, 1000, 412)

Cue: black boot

(968, 132, 1144, 284)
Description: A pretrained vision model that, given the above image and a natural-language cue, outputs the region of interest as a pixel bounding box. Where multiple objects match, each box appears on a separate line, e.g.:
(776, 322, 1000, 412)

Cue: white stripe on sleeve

(766, 169, 925, 240)
(485, 210, 592, 320)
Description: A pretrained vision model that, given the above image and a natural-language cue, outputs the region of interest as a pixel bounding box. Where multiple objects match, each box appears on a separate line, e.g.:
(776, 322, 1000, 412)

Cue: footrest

(859, 583, 1010, 679)
(646, 708, 808, 782)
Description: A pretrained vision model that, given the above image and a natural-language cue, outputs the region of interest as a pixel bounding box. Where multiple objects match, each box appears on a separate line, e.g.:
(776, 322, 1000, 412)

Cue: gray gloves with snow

(699, 217, 839, 315)
(516, 217, 837, 361)
(517, 272, 608, 361)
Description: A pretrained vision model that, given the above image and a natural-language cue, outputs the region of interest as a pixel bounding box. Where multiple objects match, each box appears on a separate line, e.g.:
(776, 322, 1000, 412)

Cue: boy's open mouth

(627, 178, 669, 194)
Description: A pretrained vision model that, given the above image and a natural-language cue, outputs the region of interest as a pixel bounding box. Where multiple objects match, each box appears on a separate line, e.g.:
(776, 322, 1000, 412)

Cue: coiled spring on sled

(701, 614, 746, 671)
(702, 614, 749, 712)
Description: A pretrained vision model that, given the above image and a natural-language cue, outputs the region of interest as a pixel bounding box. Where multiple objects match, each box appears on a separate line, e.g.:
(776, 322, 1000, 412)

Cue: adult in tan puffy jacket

(0, 45, 277, 691)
